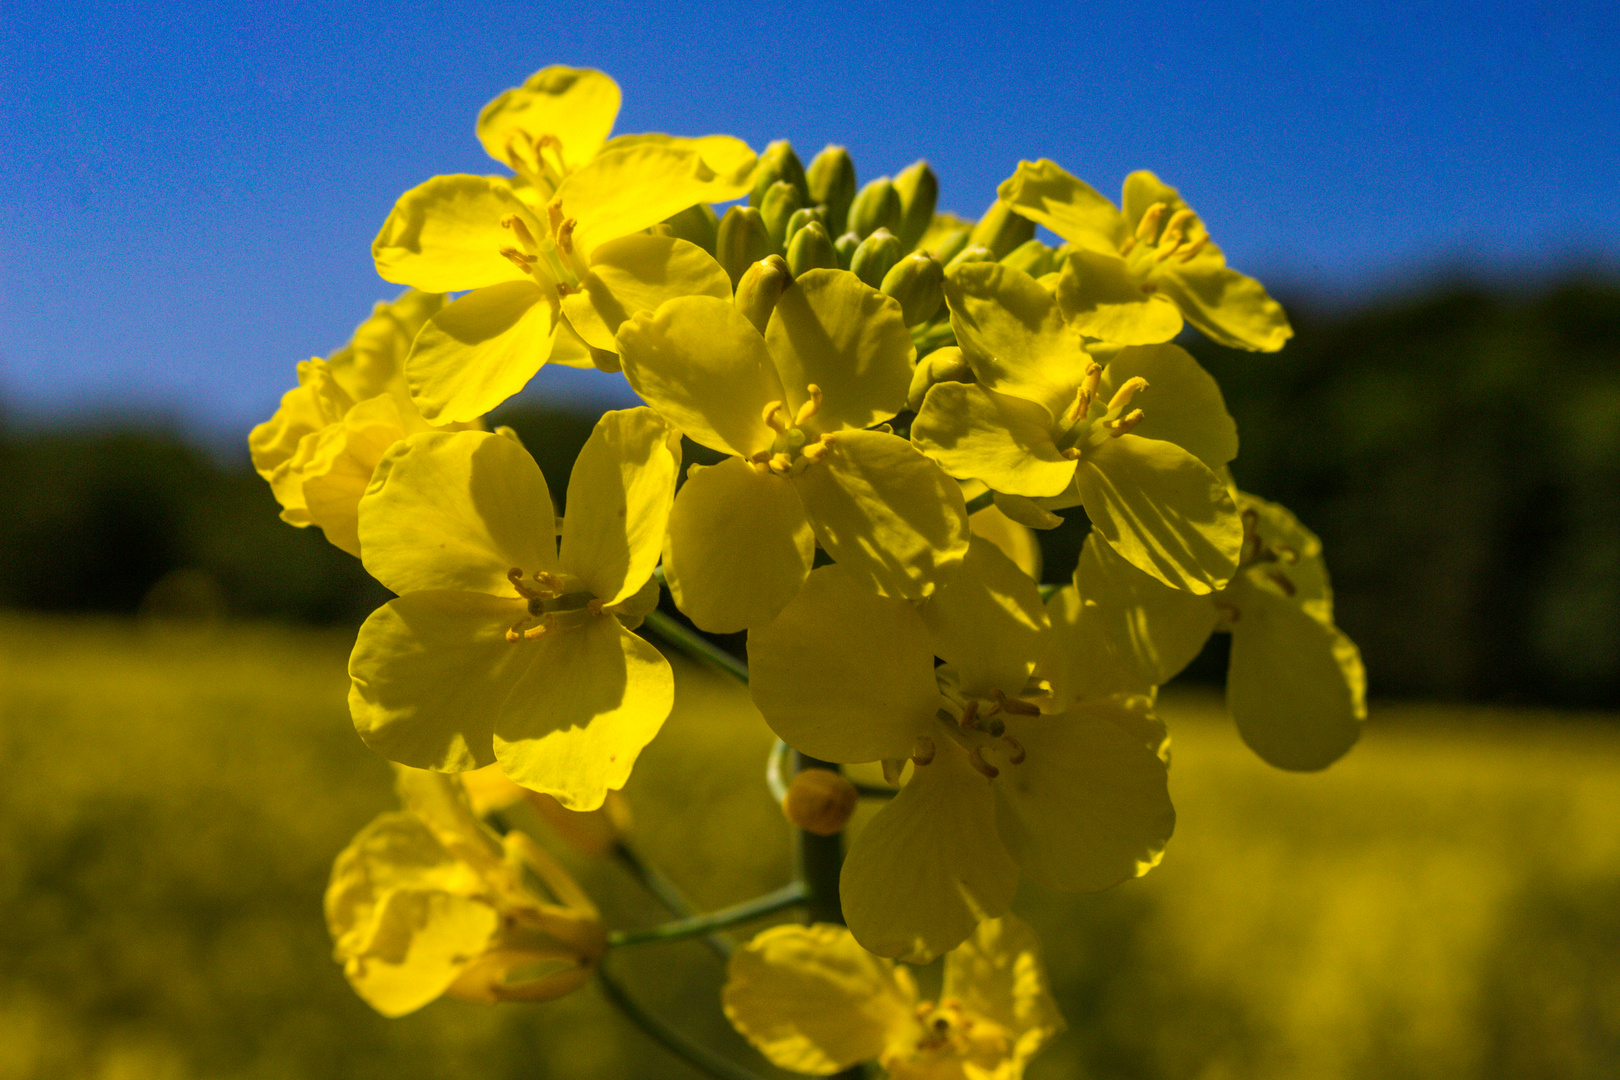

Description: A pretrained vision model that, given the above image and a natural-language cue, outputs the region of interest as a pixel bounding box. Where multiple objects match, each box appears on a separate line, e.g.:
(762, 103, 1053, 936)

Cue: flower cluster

(258, 65, 1366, 1078)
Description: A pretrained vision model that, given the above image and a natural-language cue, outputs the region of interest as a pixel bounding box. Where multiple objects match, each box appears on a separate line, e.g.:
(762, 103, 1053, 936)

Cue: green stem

(608, 881, 806, 949)
(642, 609, 750, 684)
(964, 489, 995, 515)
(597, 962, 770, 1080)
(613, 842, 735, 959)
(793, 752, 846, 926)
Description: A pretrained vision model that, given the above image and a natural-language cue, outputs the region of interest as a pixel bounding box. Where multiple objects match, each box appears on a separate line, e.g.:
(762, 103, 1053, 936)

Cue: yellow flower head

(722, 916, 1064, 1079)
(996, 159, 1292, 351)
(325, 767, 604, 1017)
(347, 408, 680, 810)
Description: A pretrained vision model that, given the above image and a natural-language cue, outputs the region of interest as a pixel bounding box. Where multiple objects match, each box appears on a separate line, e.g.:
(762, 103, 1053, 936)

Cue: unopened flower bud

(850, 228, 902, 289)
(1001, 238, 1054, 278)
(749, 140, 810, 208)
(969, 199, 1036, 259)
(946, 242, 997, 270)
(759, 180, 803, 254)
(735, 255, 793, 334)
(929, 227, 972, 265)
(849, 177, 903, 240)
(782, 768, 858, 836)
(893, 160, 938, 252)
(834, 230, 861, 270)
(786, 220, 839, 275)
(806, 144, 857, 236)
(907, 345, 975, 412)
(881, 251, 944, 326)
(662, 203, 719, 255)
(783, 207, 824, 251)
(717, 205, 772, 290)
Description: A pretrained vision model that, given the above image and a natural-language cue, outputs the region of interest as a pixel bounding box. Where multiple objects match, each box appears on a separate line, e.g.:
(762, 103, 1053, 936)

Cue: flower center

(1053, 361, 1148, 459)
(497, 200, 589, 295)
(1237, 506, 1303, 598)
(904, 689, 1039, 781)
(1117, 200, 1210, 288)
(881, 998, 1013, 1077)
(503, 131, 571, 200)
(504, 568, 603, 642)
(749, 384, 836, 476)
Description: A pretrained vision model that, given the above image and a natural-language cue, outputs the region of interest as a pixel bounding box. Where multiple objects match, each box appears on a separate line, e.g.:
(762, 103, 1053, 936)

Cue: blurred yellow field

(1, 615, 1616, 1080)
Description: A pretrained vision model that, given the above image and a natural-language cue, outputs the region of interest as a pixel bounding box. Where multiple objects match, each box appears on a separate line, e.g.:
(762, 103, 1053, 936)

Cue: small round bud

(782, 768, 859, 836)
(759, 180, 803, 254)
(849, 177, 903, 240)
(735, 255, 793, 334)
(850, 228, 902, 290)
(782, 206, 824, 252)
(881, 251, 945, 326)
(749, 140, 810, 208)
(946, 242, 997, 271)
(662, 203, 719, 255)
(1000, 238, 1055, 278)
(834, 230, 861, 270)
(968, 199, 1036, 259)
(806, 145, 857, 236)
(717, 205, 772, 290)
(907, 345, 976, 412)
(893, 159, 938, 252)
(786, 220, 839, 275)
(930, 227, 972, 265)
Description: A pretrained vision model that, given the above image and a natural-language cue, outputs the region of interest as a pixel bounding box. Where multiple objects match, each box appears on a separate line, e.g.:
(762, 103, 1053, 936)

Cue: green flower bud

(662, 203, 719, 255)
(946, 242, 997, 270)
(734, 255, 793, 335)
(749, 140, 809, 208)
(834, 230, 861, 270)
(880, 251, 944, 327)
(806, 145, 857, 236)
(893, 160, 938, 252)
(849, 228, 902, 290)
(783, 207, 825, 252)
(785, 220, 838, 275)
(906, 345, 975, 413)
(929, 227, 972, 265)
(1000, 238, 1054, 278)
(759, 180, 803, 254)
(717, 205, 772, 290)
(969, 199, 1035, 259)
(848, 178, 903, 240)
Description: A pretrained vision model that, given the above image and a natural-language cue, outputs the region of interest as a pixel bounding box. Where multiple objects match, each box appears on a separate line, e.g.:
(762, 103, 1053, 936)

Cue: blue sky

(2, 0, 1616, 438)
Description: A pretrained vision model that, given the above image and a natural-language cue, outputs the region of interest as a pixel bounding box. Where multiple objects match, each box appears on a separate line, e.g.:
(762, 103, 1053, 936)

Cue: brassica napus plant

(255, 64, 1366, 1079)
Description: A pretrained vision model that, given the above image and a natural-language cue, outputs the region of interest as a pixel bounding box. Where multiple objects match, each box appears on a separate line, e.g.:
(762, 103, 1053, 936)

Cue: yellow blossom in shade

(996, 159, 1292, 351)
(325, 768, 604, 1017)
(749, 561, 1173, 961)
(1044, 493, 1365, 770)
(722, 916, 1063, 1079)
(457, 763, 631, 858)
(346, 407, 680, 810)
(248, 290, 487, 556)
(371, 74, 756, 422)
(616, 268, 968, 632)
(912, 261, 1242, 594)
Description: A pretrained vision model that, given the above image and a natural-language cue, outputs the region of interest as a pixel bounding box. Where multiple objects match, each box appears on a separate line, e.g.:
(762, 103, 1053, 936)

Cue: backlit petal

(911, 382, 1076, 499)
(560, 138, 757, 258)
(1055, 248, 1183, 345)
(920, 535, 1049, 700)
(559, 408, 680, 606)
(560, 234, 732, 353)
(944, 261, 1093, 417)
(942, 915, 1065, 1058)
(407, 280, 558, 423)
(373, 175, 539, 292)
(1099, 343, 1237, 472)
(476, 66, 620, 172)
(996, 159, 1127, 255)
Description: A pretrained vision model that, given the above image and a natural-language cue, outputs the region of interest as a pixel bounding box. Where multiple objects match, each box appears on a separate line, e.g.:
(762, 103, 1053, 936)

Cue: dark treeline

(1, 278, 1615, 707)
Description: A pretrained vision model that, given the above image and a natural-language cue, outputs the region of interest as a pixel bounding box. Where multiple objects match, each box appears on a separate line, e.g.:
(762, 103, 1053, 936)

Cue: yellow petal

(663, 458, 815, 633)
(249, 358, 355, 512)
(911, 382, 1077, 498)
(493, 616, 673, 811)
(996, 159, 1126, 255)
(1236, 491, 1332, 622)
(348, 592, 530, 772)
(764, 268, 914, 431)
(842, 737, 1019, 962)
(794, 430, 970, 600)
(406, 280, 559, 424)
(476, 66, 620, 172)
(559, 407, 680, 606)
(1099, 343, 1237, 472)
(920, 535, 1049, 699)
(302, 394, 410, 557)
(722, 924, 916, 1074)
(1075, 434, 1242, 594)
(1054, 248, 1183, 345)
(944, 261, 1093, 417)
(373, 175, 539, 292)
(1225, 578, 1365, 770)
(358, 430, 556, 598)
(970, 503, 1043, 581)
(559, 138, 757, 259)
(941, 915, 1065, 1061)
(617, 295, 785, 458)
(994, 696, 1175, 892)
(560, 234, 732, 353)
(747, 564, 937, 764)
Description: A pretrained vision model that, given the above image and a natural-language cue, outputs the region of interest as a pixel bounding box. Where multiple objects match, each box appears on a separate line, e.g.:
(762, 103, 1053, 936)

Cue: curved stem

(642, 609, 750, 684)
(608, 881, 806, 949)
(613, 841, 735, 959)
(597, 962, 771, 1080)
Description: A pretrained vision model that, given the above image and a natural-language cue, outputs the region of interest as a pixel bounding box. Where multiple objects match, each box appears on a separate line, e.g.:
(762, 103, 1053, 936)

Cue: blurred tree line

(1, 277, 1615, 707)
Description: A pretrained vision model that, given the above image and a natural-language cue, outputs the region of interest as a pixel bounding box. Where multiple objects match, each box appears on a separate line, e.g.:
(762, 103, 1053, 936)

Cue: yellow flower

(722, 916, 1063, 1079)
(997, 159, 1292, 351)
(749, 556, 1173, 962)
(325, 767, 604, 1017)
(248, 290, 475, 556)
(1043, 492, 1365, 770)
(912, 261, 1243, 594)
(347, 408, 679, 810)
(616, 268, 969, 632)
(371, 67, 757, 422)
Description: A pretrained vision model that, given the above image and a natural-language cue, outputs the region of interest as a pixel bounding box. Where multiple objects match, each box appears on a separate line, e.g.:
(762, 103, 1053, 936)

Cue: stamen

(1267, 571, 1298, 597)
(505, 616, 550, 643)
(1106, 376, 1148, 413)
(1061, 447, 1082, 460)
(1119, 234, 1137, 256)
(958, 699, 980, 730)
(761, 400, 788, 432)
(1178, 234, 1209, 262)
(1001, 735, 1026, 765)
(769, 452, 794, 474)
(911, 736, 936, 767)
(968, 746, 999, 779)
(1103, 409, 1145, 436)
(794, 384, 823, 427)
(1154, 209, 1199, 261)
(881, 758, 907, 786)
(1135, 202, 1168, 243)
(992, 688, 1042, 717)
(503, 216, 540, 252)
(799, 436, 834, 465)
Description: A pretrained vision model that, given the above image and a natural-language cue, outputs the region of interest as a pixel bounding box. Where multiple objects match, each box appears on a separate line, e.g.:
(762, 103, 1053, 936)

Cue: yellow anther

(1061, 447, 1083, 460)
(1267, 570, 1298, 597)
(769, 452, 793, 474)
(1103, 409, 1145, 436)
(505, 616, 550, 643)
(556, 216, 579, 255)
(1178, 234, 1209, 262)
(911, 735, 936, 767)
(503, 216, 539, 251)
(1001, 735, 1026, 765)
(794, 384, 823, 427)
(1119, 234, 1137, 256)
(547, 199, 567, 238)
(800, 436, 835, 465)
(1135, 202, 1168, 243)
(762, 400, 789, 432)
(992, 688, 1041, 717)
(1106, 375, 1148, 413)
(958, 699, 980, 730)
(1154, 208, 1199, 261)
(968, 746, 999, 779)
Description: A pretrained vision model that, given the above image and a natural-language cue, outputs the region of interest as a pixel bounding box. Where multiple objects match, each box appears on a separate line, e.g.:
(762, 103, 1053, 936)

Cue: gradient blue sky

(2, 0, 1616, 437)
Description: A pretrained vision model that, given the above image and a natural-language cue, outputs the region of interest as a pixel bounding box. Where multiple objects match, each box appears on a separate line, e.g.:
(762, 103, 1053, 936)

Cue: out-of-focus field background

(2, 279, 1619, 1079)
